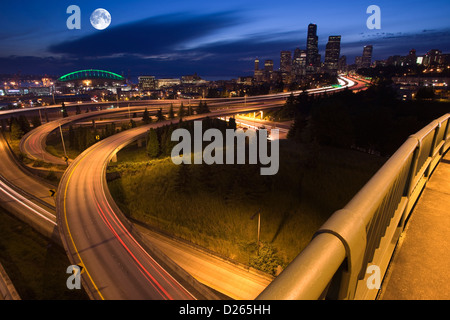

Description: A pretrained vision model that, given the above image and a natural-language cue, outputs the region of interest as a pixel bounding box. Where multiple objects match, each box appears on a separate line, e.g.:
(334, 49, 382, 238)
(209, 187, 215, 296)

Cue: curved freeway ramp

(55, 106, 283, 300)
(20, 76, 355, 167)
(56, 119, 199, 299)
(52, 78, 357, 300)
(19, 106, 163, 166)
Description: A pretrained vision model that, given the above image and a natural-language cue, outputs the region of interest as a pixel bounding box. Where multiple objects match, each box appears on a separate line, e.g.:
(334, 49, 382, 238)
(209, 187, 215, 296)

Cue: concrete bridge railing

(257, 113, 450, 300)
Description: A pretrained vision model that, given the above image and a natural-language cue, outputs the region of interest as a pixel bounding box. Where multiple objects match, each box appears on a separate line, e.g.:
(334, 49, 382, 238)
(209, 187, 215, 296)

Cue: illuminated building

(338, 55, 347, 72)
(324, 36, 341, 75)
(361, 45, 373, 68)
(138, 76, 157, 91)
(254, 58, 260, 72)
(157, 78, 181, 88)
(254, 58, 264, 83)
(280, 51, 292, 73)
(306, 23, 320, 74)
(264, 60, 274, 82)
(292, 48, 307, 78)
(423, 49, 443, 66)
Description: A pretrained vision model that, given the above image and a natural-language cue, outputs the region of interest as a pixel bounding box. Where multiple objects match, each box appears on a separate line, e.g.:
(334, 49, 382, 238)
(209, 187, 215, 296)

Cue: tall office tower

(264, 59, 274, 72)
(264, 59, 274, 81)
(306, 23, 320, 74)
(361, 45, 373, 68)
(292, 48, 307, 78)
(280, 51, 292, 73)
(292, 49, 300, 78)
(324, 36, 341, 75)
(338, 55, 347, 72)
(253, 58, 264, 82)
(355, 56, 363, 69)
(280, 51, 292, 84)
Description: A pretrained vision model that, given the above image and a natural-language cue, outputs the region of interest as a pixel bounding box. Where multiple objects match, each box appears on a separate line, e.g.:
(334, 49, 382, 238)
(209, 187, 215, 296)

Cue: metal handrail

(257, 113, 450, 300)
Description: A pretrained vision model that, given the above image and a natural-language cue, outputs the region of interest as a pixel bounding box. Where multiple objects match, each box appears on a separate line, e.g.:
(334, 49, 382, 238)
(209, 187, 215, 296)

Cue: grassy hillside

(0, 208, 88, 300)
(107, 139, 386, 275)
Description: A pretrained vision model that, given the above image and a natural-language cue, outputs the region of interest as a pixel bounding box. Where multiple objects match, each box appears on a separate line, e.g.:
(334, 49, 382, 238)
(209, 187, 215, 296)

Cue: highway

(55, 104, 287, 300)
(0, 131, 59, 243)
(19, 106, 165, 166)
(135, 224, 273, 300)
(19, 75, 354, 167)
(2, 75, 356, 300)
(0, 130, 273, 300)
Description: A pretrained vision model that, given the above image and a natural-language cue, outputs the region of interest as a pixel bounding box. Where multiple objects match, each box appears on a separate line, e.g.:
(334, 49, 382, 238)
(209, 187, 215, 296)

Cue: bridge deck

(379, 151, 450, 300)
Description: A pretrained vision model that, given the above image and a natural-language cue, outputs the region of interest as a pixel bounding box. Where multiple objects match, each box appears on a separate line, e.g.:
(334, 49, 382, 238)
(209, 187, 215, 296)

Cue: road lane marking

(62, 141, 105, 300)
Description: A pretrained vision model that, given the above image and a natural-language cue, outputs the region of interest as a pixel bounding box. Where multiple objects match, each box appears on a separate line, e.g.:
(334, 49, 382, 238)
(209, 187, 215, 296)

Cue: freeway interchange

(0, 76, 356, 300)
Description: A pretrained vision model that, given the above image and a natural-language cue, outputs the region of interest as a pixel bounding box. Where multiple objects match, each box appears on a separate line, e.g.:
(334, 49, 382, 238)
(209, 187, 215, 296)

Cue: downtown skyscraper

(324, 36, 341, 75)
(361, 45, 373, 68)
(280, 51, 292, 74)
(306, 23, 320, 74)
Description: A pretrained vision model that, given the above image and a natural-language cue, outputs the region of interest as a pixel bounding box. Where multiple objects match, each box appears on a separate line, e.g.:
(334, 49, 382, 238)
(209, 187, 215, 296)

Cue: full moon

(90, 8, 111, 30)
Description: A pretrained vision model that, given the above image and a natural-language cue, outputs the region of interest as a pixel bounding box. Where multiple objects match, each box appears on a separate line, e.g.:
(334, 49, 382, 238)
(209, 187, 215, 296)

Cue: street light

(59, 124, 68, 165)
(250, 211, 261, 255)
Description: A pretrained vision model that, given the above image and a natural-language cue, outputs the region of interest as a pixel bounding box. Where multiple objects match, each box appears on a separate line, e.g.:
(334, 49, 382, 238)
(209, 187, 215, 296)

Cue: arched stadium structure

(56, 69, 126, 94)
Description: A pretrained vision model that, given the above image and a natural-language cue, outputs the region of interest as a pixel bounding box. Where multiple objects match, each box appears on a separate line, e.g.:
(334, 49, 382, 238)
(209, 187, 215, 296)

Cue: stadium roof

(57, 69, 125, 82)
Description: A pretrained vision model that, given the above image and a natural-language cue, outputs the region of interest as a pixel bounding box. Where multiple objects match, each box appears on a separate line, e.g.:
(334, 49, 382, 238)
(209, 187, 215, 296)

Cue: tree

(156, 108, 165, 122)
(75, 127, 86, 151)
(161, 125, 177, 156)
(104, 123, 116, 138)
(30, 116, 41, 128)
(10, 118, 24, 140)
(228, 117, 237, 130)
(168, 104, 175, 119)
(68, 125, 75, 148)
(178, 103, 185, 119)
(142, 108, 151, 124)
(196, 101, 210, 114)
(415, 87, 435, 100)
(173, 162, 189, 193)
(61, 102, 68, 118)
(17, 115, 31, 133)
(146, 128, 160, 158)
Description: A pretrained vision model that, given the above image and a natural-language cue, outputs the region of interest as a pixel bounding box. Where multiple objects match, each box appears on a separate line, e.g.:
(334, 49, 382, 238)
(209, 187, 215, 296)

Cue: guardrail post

(425, 124, 440, 177)
(400, 137, 420, 229)
(314, 209, 367, 300)
(443, 117, 450, 154)
(405, 137, 420, 199)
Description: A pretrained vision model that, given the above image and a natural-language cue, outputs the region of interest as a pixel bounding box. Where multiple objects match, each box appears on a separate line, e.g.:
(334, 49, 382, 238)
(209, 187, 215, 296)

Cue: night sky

(1, 0, 449, 80)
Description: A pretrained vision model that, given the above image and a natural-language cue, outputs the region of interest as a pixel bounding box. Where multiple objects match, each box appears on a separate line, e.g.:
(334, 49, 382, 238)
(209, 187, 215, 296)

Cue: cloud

(341, 28, 450, 59)
(3, 17, 449, 79)
(49, 11, 240, 57)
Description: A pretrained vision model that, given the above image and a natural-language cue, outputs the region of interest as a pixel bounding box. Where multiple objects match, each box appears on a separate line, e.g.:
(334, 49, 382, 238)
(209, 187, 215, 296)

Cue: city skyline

(0, 0, 449, 79)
